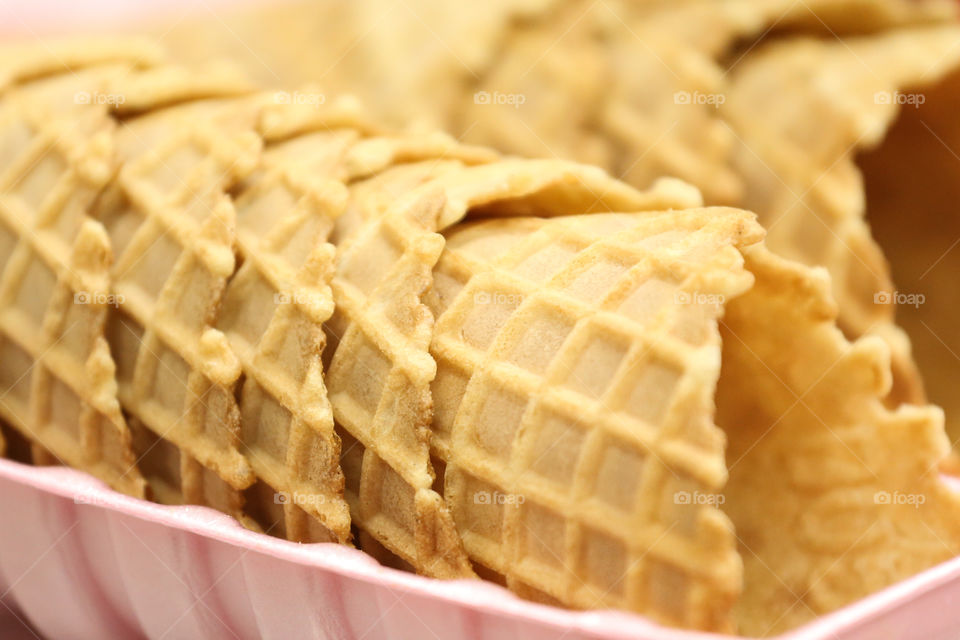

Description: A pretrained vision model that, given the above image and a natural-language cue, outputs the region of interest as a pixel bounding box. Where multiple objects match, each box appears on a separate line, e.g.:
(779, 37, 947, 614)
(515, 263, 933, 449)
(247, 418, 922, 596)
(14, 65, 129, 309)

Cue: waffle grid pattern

(220, 150, 351, 543)
(430, 211, 754, 628)
(242, 107, 493, 553)
(326, 156, 693, 576)
(295, 128, 497, 572)
(0, 100, 144, 496)
(326, 173, 469, 576)
(102, 108, 260, 510)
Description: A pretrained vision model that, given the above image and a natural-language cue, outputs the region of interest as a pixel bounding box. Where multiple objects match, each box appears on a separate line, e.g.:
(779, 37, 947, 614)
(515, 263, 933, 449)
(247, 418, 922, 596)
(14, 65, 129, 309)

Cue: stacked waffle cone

(2, 27, 960, 638)
(157, 0, 960, 435)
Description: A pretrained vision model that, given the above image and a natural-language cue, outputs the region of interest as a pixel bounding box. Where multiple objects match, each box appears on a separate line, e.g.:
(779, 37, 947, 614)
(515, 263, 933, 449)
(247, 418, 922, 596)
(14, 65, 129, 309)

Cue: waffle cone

(88, 64, 262, 517)
(3, 33, 960, 636)
(721, 25, 960, 410)
(327, 154, 696, 578)
(718, 243, 960, 634)
(429, 208, 761, 630)
(150, 0, 960, 419)
(216, 99, 362, 544)
(0, 44, 148, 496)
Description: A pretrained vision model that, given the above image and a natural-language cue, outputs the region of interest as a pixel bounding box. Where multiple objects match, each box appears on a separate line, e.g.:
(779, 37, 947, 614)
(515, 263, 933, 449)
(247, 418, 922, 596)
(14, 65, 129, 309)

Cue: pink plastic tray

(1, 458, 959, 640)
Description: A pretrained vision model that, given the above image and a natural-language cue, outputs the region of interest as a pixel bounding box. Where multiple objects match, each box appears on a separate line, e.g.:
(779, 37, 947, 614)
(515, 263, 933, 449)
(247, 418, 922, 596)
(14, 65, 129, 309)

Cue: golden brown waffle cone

(0, 73, 145, 495)
(156, 0, 751, 205)
(324, 147, 498, 578)
(327, 153, 696, 578)
(5, 31, 960, 636)
(216, 100, 360, 544)
(151, 0, 960, 212)
(456, 1, 753, 205)
(249, 95, 497, 562)
(0, 36, 162, 94)
(0, 39, 265, 512)
(429, 204, 960, 633)
(717, 243, 960, 635)
(0, 214, 145, 496)
(427, 208, 760, 631)
(87, 68, 263, 516)
(721, 25, 960, 407)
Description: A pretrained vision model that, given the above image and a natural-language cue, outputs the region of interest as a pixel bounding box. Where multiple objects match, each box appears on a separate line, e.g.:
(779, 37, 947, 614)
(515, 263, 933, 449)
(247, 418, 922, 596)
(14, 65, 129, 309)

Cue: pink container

(0, 458, 959, 639)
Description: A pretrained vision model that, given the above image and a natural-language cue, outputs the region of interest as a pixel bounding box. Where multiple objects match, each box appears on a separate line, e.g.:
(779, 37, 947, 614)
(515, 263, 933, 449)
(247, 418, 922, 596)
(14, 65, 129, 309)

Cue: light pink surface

(1, 459, 959, 639)
(0, 0, 262, 36)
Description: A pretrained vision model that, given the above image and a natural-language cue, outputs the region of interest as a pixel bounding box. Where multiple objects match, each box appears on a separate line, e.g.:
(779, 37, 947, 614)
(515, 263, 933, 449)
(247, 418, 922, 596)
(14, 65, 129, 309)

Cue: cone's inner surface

(714, 219, 960, 636)
(714, 269, 863, 637)
(713, 263, 808, 637)
(858, 66, 960, 446)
